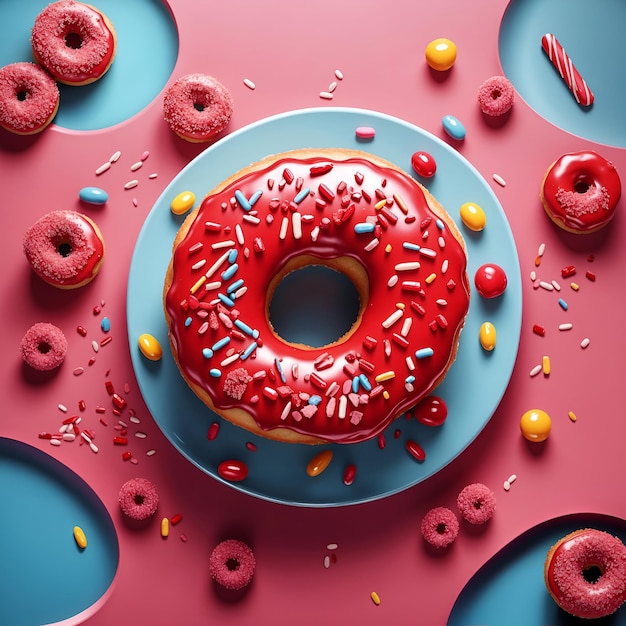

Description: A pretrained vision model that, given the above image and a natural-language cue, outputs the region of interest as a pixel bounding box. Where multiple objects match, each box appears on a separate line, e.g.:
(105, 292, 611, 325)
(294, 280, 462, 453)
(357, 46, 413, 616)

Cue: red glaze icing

(165, 154, 470, 444)
(546, 529, 626, 619)
(542, 151, 621, 233)
(31, 0, 116, 85)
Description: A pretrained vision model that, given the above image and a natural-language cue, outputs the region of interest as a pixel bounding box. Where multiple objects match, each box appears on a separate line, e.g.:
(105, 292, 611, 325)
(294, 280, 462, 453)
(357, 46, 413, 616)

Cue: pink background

(2, 0, 625, 623)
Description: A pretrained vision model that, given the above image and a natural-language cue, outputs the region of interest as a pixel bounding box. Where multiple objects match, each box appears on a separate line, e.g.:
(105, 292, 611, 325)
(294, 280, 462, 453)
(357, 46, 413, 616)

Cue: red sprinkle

(122, 451, 132, 461)
(93, 305, 101, 315)
(405, 440, 426, 462)
(170, 513, 183, 525)
(112, 393, 127, 410)
(561, 265, 576, 278)
(585, 271, 596, 282)
(105, 381, 115, 395)
(532, 324, 546, 336)
(100, 336, 113, 347)
(113, 436, 128, 445)
(78, 400, 86, 412)
(207, 422, 220, 440)
(76, 325, 88, 336)
(245, 441, 257, 452)
(377, 433, 386, 449)
(343, 464, 357, 486)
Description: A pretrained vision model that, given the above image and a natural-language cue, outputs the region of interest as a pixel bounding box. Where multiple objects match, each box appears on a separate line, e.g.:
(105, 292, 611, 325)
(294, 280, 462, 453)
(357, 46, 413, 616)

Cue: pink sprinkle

(355, 126, 376, 139)
(73, 367, 84, 376)
(140, 150, 150, 161)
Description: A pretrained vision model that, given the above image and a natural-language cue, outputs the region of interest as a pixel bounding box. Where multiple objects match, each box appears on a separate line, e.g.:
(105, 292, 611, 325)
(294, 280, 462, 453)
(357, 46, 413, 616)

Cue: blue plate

(0, 438, 119, 626)
(500, 0, 626, 147)
(449, 514, 626, 625)
(127, 107, 522, 507)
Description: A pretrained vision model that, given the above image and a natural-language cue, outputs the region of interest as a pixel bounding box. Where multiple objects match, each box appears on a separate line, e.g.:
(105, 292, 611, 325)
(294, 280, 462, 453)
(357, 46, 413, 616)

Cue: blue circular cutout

(499, 0, 626, 147)
(0, 0, 178, 131)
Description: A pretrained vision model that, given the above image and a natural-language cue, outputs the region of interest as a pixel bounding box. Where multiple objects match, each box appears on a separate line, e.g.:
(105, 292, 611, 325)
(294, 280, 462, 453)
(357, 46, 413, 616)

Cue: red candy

(218, 459, 248, 482)
(413, 395, 447, 427)
(411, 151, 437, 178)
(405, 440, 426, 462)
(474, 263, 507, 298)
(343, 464, 357, 486)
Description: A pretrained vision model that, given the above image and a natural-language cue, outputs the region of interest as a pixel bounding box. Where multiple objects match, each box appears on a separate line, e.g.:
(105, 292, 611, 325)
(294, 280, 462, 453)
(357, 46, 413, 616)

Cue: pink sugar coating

(163, 73, 233, 142)
(556, 185, 610, 218)
(456, 482, 496, 524)
(477, 75, 514, 116)
(420, 506, 459, 548)
(118, 477, 159, 521)
(0, 62, 59, 134)
(551, 530, 626, 619)
(209, 539, 256, 590)
(20, 322, 67, 371)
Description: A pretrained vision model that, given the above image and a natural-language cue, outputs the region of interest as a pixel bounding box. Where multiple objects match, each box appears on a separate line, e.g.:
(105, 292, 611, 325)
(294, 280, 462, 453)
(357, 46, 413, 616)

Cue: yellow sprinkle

(425, 273, 437, 284)
(375, 371, 395, 383)
(570, 282, 580, 291)
(385, 244, 392, 254)
(382, 390, 390, 400)
(374, 199, 387, 210)
(396, 302, 405, 310)
(371, 591, 381, 606)
(161, 517, 169, 538)
(542, 355, 551, 375)
(190, 275, 206, 294)
(73, 526, 87, 549)
(393, 193, 409, 214)
(568, 411, 577, 422)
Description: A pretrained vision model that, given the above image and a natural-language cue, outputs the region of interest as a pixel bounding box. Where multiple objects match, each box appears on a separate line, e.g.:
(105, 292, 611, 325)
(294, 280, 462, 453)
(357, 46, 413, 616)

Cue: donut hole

(574, 177, 592, 194)
(37, 341, 51, 354)
(134, 494, 145, 506)
(226, 557, 240, 571)
(64, 32, 83, 49)
(55, 241, 72, 257)
(490, 88, 502, 100)
(435, 523, 448, 535)
(582, 564, 603, 584)
(16, 90, 28, 101)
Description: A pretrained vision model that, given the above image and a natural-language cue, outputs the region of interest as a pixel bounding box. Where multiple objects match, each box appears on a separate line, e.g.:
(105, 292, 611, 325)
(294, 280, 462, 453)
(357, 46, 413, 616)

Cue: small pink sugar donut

(118, 478, 159, 521)
(31, 0, 117, 86)
(477, 75, 514, 117)
(0, 62, 59, 135)
(163, 73, 233, 143)
(23, 210, 105, 289)
(420, 506, 459, 548)
(209, 539, 256, 590)
(20, 322, 67, 371)
(456, 482, 496, 524)
(545, 529, 626, 619)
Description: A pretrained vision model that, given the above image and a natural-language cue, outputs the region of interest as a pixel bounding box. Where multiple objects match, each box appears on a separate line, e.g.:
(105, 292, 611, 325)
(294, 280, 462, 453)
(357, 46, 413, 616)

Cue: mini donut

(20, 322, 68, 371)
(541, 151, 621, 233)
(31, 0, 117, 86)
(0, 62, 59, 135)
(477, 75, 514, 117)
(544, 528, 626, 619)
(209, 539, 256, 590)
(163, 73, 233, 143)
(456, 482, 496, 525)
(23, 210, 105, 289)
(420, 506, 459, 548)
(118, 478, 159, 521)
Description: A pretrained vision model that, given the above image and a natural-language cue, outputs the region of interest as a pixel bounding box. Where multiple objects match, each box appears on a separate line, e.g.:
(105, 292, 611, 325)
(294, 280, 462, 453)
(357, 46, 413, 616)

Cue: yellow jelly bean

(520, 409, 551, 442)
(460, 202, 487, 231)
(306, 449, 333, 477)
(479, 321, 496, 351)
(171, 190, 196, 215)
(425, 38, 457, 72)
(138, 333, 163, 361)
(371, 591, 381, 606)
(73, 525, 87, 549)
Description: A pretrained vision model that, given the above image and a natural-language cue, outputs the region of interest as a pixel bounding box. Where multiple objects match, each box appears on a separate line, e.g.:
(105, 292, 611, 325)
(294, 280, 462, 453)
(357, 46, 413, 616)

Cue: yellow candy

(306, 449, 333, 477)
(460, 202, 487, 231)
(479, 322, 496, 351)
(171, 190, 195, 215)
(161, 517, 169, 538)
(371, 591, 381, 606)
(425, 38, 457, 72)
(520, 409, 551, 442)
(73, 525, 87, 549)
(138, 333, 163, 361)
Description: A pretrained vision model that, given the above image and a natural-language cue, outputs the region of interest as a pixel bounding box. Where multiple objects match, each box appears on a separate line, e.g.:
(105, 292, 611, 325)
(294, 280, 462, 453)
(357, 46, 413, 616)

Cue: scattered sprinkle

(124, 180, 139, 190)
(503, 473, 517, 491)
(492, 173, 506, 187)
(109, 150, 121, 163)
(371, 591, 381, 606)
(95, 162, 111, 175)
(334, 69, 344, 80)
(558, 323, 573, 331)
(319, 91, 334, 100)
(568, 411, 577, 422)
(580, 337, 590, 349)
(529, 364, 542, 377)
(243, 78, 256, 90)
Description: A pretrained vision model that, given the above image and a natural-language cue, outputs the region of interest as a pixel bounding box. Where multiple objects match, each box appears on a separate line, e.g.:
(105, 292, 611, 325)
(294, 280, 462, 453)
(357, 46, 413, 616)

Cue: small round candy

(425, 38, 457, 72)
(442, 114, 466, 141)
(411, 151, 437, 178)
(460, 202, 486, 231)
(138, 333, 163, 361)
(171, 190, 195, 215)
(479, 322, 496, 351)
(474, 263, 507, 298)
(414, 395, 447, 427)
(520, 409, 551, 442)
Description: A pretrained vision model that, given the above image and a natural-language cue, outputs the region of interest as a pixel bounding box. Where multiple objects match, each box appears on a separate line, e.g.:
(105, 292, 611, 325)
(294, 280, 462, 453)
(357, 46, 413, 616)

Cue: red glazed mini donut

(541, 151, 622, 233)
(20, 322, 67, 371)
(0, 62, 59, 135)
(477, 75, 514, 117)
(31, 0, 117, 86)
(118, 478, 159, 521)
(420, 506, 459, 548)
(209, 539, 256, 590)
(163, 73, 233, 143)
(23, 210, 105, 289)
(456, 482, 496, 525)
(544, 528, 626, 619)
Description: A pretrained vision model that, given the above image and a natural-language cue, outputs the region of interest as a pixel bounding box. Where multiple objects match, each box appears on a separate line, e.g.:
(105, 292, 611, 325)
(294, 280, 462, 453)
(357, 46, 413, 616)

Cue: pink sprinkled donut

(0, 62, 59, 135)
(23, 210, 105, 289)
(545, 528, 626, 619)
(118, 478, 159, 521)
(477, 75, 514, 117)
(456, 482, 496, 525)
(31, 0, 117, 86)
(163, 73, 233, 143)
(420, 506, 459, 548)
(20, 322, 68, 371)
(209, 539, 256, 590)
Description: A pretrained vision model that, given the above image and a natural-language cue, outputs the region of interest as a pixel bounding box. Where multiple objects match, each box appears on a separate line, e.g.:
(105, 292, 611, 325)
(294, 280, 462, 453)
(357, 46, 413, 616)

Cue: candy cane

(541, 33, 594, 107)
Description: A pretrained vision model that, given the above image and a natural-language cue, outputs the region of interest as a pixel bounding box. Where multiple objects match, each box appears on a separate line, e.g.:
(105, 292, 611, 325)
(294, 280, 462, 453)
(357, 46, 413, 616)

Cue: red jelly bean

(343, 464, 357, 486)
(406, 440, 426, 462)
(474, 263, 507, 298)
(207, 422, 220, 440)
(414, 395, 448, 427)
(411, 151, 437, 178)
(218, 459, 248, 482)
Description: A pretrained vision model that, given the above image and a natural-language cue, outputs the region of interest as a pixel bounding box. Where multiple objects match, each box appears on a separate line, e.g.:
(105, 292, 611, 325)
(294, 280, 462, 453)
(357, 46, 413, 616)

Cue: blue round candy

(442, 115, 466, 141)
(79, 187, 108, 205)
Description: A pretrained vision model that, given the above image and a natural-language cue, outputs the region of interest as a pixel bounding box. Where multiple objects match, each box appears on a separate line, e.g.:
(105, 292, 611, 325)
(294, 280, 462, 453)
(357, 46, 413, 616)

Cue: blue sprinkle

(354, 222, 375, 234)
(275, 358, 286, 383)
(228, 249, 238, 264)
(209, 368, 221, 378)
(202, 348, 214, 359)
(351, 376, 360, 393)
(403, 242, 421, 252)
(234, 319, 255, 336)
(249, 190, 263, 206)
(221, 263, 238, 281)
(227, 278, 245, 294)
(405, 375, 416, 384)
(212, 337, 231, 351)
(217, 293, 235, 307)
(293, 188, 310, 204)
(415, 347, 434, 359)
(184, 317, 192, 327)
(436, 219, 444, 230)
(558, 298, 568, 310)
(234, 189, 251, 211)
(358, 373, 372, 392)
(308, 395, 322, 406)
(240, 341, 258, 360)
(100, 316, 111, 332)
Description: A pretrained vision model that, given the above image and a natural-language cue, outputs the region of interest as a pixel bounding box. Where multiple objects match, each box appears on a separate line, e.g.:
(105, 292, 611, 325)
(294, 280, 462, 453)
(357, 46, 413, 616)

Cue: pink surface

(2, 0, 625, 624)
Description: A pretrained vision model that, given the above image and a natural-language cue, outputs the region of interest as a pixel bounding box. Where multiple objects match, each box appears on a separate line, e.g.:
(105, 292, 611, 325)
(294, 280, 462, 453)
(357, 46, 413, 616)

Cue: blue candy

(79, 186, 108, 205)
(442, 115, 466, 141)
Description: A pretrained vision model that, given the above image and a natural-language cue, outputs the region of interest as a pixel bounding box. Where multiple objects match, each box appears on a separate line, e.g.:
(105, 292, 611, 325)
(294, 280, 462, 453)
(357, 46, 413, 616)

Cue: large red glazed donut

(544, 528, 626, 619)
(540, 151, 621, 233)
(163, 148, 470, 445)
(31, 0, 117, 86)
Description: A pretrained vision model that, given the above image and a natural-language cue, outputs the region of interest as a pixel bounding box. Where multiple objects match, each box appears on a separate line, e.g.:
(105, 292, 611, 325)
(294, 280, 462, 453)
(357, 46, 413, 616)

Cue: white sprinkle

(323, 555, 331, 568)
(580, 337, 590, 349)
(124, 179, 139, 190)
(326, 543, 338, 550)
(235, 223, 245, 245)
(118, 420, 128, 428)
(395, 262, 420, 272)
(243, 78, 256, 90)
(530, 270, 537, 281)
(319, 91, 334, 100)
(95, 161, 111, 175)
(537, 243, 546, 257)
(130, 416, 141, 424)
(292, 363, 299, 379)
(132, 198, 138, 207)
(130, 457, 139, 465)
(205, 281, 221, 291)
(435, 299, 447, 306)
(405, 356, 415, 371)
(191, 259, 207, 270)
(493, 173, 506, 187)
(539, 281, 554, 291)
(503, 480, 511, 491)
(50, 438, 61, 447)
(551, 280, 561, 291)
(279, 216, 289, 240)
(63, 433, 76, 442)
(338, 395, 347, 419)
(211, 239, 236, 250)
(311, 226, 320, 242)
(149, 173, 158, 179)
(59, 423, 68, 434)
(242, 214, 261, 225)
(507, 473, 517, 484)
(292, 212, 302, 240)
(529, 364, 543, 377)
(89, 442, 99, 453)
(364, 238, 379, 252)
(382, 308, 403, 329)
(387, 275, 398, 287)
(401, 317, 412, 337)
(91, 340, 99, 353)
(146, 449, 157, 456)
(81, 432, 92, 443)
(109, 150, 122, 163)
(130, 161, 143, 171)
(58, 404, 68, 413)
(328, 81, 338, 93)
(558, 323, 573, 331)
(135, 431, 147, 439)
(334, 69, 344, 80)
(441, 259, 449, 274)
(220, 353, 240, 367)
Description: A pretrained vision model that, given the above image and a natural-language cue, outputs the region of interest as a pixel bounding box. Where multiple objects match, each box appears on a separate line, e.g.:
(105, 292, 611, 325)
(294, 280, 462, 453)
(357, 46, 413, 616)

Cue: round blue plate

(127, 107, 522, 507)
(0, 0, 178, 131)
(500, 0, 626, 147)
(0, 438, 119, 626)
(449, 513, 626, 625)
